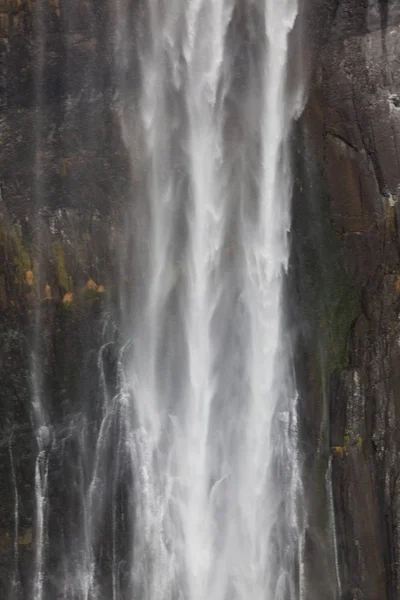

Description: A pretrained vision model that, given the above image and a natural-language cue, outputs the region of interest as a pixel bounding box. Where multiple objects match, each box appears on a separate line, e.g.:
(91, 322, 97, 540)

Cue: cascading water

(20, 0, 305, 598)
(114, 0, 304, 598)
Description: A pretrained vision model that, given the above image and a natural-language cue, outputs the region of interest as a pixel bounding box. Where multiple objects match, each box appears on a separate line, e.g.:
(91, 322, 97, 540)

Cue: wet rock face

(0, 1, 128, 596)
(0, 0, 129, 257)
(296, 0, 400, 598)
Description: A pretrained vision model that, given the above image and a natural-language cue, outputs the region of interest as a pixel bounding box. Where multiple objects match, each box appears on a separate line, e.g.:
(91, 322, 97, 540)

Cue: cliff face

(1, 0, 400, 598)
(294, 0, 400, 598)
(0, 1, 127, 596)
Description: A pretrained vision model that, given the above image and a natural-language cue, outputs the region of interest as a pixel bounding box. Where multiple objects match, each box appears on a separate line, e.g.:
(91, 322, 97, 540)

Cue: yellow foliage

(332, 446, 344, 458)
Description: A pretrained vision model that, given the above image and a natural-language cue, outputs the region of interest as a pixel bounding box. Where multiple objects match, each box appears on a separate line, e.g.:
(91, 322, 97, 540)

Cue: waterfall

(114, 0, 304, 598)
(18, 0, 304, 598)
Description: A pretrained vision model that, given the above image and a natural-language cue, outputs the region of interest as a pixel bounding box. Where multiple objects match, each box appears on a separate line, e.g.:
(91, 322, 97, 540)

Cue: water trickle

(31, 356, 51, 600)
(9, 438, 21, 598)
(326, 456, 342, 597)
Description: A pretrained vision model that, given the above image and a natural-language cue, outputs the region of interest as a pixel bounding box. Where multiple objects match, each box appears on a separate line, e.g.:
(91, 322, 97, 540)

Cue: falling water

(115, 0, 303, 598)
(20, 0, 304, 598)
(8, 438, 20, 597)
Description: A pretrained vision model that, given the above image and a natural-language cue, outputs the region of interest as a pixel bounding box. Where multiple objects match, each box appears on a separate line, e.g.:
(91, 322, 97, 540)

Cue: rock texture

(293, 0, 400, 598)
(0, 0, 128, 596)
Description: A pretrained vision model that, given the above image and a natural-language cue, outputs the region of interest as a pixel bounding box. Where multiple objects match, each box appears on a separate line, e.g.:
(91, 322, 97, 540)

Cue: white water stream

(114, 1, 304, 598)
(26, 0, 305, 598)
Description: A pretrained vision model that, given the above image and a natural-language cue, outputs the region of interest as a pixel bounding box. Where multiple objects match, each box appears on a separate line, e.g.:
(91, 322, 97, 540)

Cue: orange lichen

(45, 284, 52, 300)
(97, 285, 105, 293)
(85, 278, 98, 291)
(63, 292, 73, 304)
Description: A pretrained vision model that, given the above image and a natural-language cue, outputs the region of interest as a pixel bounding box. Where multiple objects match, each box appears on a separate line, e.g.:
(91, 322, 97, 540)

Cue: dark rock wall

(294, 0, 400, 598)
(0, 0, 129, 596)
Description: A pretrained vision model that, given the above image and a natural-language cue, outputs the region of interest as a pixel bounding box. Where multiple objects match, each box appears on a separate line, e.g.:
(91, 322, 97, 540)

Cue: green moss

(0, 223, 31, 285)
(54, 244, 72, 292)
(293, 152, 360, 374)
(312, 200, 359, 372)
(341, 430, 363, 451)
(62, 301, 75, 314)
(83, 288, 100, 303)
(12, 234, 31, 283)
